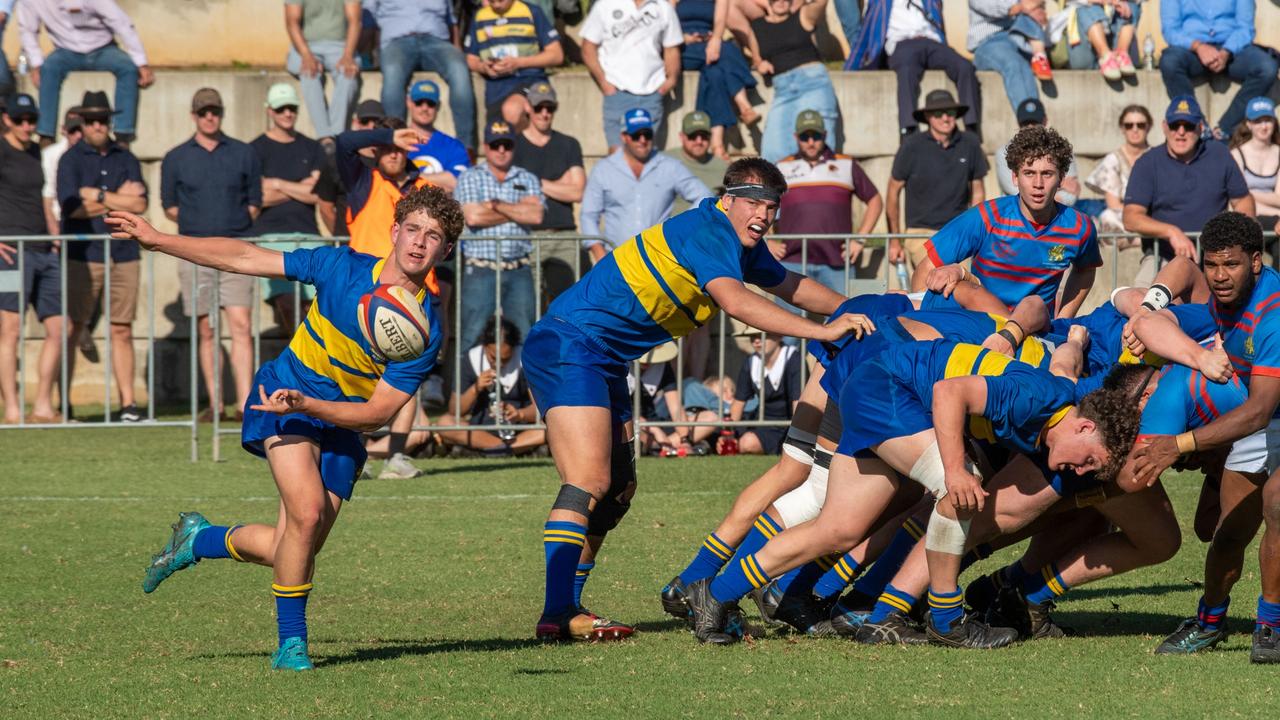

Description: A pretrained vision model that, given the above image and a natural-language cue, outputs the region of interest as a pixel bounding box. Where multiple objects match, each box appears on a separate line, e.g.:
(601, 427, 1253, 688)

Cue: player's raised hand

(945, 468, 988, 513)
(822, 312, 876, 341)
(925, 264, 967, 298)
(1199, 333, 1233, 383)
(105, 211, 162, 249)
(250, 384, 306, 415)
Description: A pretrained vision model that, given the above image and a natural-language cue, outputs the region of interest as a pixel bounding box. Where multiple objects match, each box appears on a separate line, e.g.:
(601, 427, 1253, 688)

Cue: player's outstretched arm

(1129, 313, 1232, 381)
(250, 380, 412, 433)
(106, 211, 287, 280)
(706, 277, 872, 342)
(949, 280, 1014, 317)
(766, 270, 844, 315)
(931, 376, 990, 513)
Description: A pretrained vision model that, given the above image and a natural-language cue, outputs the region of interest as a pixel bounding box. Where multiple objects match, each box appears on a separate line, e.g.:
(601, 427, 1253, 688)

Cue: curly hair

(1200, 210, 1263, 256)
(1076, 387, 1142, 483)
(723, 157, 788, 197)
(1005, 125, 1075, 176)
(394, 185, 465, 244)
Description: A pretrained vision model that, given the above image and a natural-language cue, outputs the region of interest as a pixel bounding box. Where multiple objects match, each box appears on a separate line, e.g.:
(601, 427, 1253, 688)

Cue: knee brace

(552, 483, 595, 516)
(782, 425, 818, 465)
(773, 447, 832, 528)
(588, 440, 637, 536)
(925, 508, 972, 555)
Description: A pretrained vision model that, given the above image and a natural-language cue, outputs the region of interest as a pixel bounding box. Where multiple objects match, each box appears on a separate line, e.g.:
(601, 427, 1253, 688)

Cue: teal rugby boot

(142, 511, 210, 593)
(271, 637, 315, 671)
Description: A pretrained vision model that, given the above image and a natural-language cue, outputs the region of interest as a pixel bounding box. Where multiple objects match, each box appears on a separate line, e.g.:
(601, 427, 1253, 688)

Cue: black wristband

(997, 329, 1019, 347)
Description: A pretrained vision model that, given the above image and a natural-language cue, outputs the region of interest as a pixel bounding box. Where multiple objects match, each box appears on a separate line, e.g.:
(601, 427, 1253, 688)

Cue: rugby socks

(1256, 596, 1280, 631)
(542, 521, 587, 618)
(273, 582, 312, 644)
(192, 525, 244, 561)
(999, 560, 1035, 590)
(959, 542, 994, 572)
(677, 533, 735, 586)
(1023, 563, 1070, 606)
(725, 512, 782, 569)
(867, 583, 918, 624)
(1197, 596, 1230, 632)
(927, 588, 964, 633)
(852, 517, 925, 599)
(710, 552, 772, 604)
(574, 563, 594, 608)
(776, 555, 835, 597)
(811, 553, 862, 600)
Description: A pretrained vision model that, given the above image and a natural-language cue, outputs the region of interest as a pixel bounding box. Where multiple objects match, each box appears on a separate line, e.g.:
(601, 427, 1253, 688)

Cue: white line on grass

(1, 490, 732, 503)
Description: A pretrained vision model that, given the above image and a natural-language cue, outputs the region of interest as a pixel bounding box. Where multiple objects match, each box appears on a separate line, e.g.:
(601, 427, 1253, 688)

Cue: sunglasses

(412, 99, 439, 108)
(196, 107, 223, 118)
(1122, 121, 1149, 130)
(273, 105, 299, 114)
(533, 104, 557, 115)
(797, 132, 824, 142)
(83, 117, 110, 127)
(10, 115, 36, 126)
(1169, 121, 1198, 133)
(930, 109, 957, 118)
(627, 130, 654, 142)
(686, 131, 711, 141)
(488, 140, 514, 151)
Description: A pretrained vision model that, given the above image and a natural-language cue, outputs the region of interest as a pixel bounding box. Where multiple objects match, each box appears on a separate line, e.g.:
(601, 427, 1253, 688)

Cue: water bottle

(1143, 35, 1155, 70)
(17, 52, 27, 76)
(491, 395, 517, 443)
(717, 415, 739, 456)
(894, 261, 910, 290)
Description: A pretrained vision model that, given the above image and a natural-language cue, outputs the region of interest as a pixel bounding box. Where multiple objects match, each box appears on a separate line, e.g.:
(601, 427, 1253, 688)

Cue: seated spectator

(404, 80, 471, 193)
(436, 317, 545, 457)
(676, 0, 759, 160)
(284, 0, 361, 148)
(1158, 0, 1278, 138)
(1085, 104, 1151, 243)
(847, 0, 982, 142)
(580, 109, 710, 261)
(672, 112, 727, 215)
(745, 0, 840, 162)
(0, 94, 63, 424)
(1123, 95, 1254, 286)
(580, 0, 682, 149)
(774, 109, 882, 302)
(59, 91, 146, 423)
(367, 0, 476, 149)
(455, 120, 544, 351)
(314, 98, 384, 236)
(1059, 0, 1140, 79)
(968, 0, 1053, 116)
(729, 328, 802, 455)
(994, 98, 1081, 206)
(633, 342, 718, 456)
(1230, 97, 1280, 236)
(465, 0, 563, 128)
(17, 0, 153, 145)
(251, 83, 327, 332)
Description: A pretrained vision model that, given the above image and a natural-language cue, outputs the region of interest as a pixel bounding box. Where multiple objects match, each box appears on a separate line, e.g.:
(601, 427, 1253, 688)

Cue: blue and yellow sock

(724, 512, 782, 572)
(542, 520, 587, 618)
(677, 533, 734, 586)
(1000, 560, 1034, 589)
(192, 525, 244, 561)
(273, 582, 312, 645)
(1023, 563, 1070, 606)
(959, 542, 993, 572)
(928, 587, 964, 633)
(1256, 595, 1280, 631)
(1197, 595, 1230, 632)
(812, 553, 862, 600)
(852, 517, 925, 598)
(710, 552, 772, 604)
(867, 583, 918, 624)
(574, 563, 594, 608)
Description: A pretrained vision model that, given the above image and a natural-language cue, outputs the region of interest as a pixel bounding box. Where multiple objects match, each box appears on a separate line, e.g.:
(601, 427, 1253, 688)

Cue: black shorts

(0, 248, 62, 320)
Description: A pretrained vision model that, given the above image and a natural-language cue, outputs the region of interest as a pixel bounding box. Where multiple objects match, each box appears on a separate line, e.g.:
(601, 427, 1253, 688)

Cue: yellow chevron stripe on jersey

(613, 224, 719, 340)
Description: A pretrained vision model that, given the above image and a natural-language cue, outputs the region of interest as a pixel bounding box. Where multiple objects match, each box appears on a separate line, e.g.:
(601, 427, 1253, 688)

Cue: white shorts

(1225, 418, 1280, 474)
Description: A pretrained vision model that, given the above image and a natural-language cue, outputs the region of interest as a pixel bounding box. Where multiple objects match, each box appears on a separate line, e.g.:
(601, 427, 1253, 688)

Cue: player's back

(1139, 363, 1249, 437)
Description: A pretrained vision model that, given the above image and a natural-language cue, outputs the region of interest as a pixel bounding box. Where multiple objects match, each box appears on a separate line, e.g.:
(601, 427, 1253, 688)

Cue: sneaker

(829, 589, 876, 637)
(271, 636, 314, 671)
(1031, 53, 1054, 81)
(854, 610, 929, 646)
(927, 612, 1020, 649)
(963, 573, 1000, 616)
(378, 452, 421, 480)
(1155, 617, 1228, 655)
(1252, 625, 1280, 663)
(661, 575, 692, 624)
(685, 578, 739, 645)
(142, 511, 210, 593)
(536, 608, 635, 642)
(1115, 50, 1137, 76)
(1099, 51, 1122, 81)
(118, 405, 143, 423)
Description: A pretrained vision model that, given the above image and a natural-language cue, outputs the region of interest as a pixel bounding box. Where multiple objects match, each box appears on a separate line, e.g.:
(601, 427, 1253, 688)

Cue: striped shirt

(455, 163, 543, 261)
(465, 0, 559, 106)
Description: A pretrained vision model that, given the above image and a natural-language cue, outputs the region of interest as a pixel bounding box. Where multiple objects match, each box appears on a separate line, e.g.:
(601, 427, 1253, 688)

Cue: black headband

(725, 183, 782, 203)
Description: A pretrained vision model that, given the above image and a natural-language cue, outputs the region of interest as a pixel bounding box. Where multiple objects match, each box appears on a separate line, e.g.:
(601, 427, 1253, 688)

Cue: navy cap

(1166, 95, 1204, 125)
(6, 93, 37, 119)
(1016, 98, 1046, 125)
(484, 120, 516, 144)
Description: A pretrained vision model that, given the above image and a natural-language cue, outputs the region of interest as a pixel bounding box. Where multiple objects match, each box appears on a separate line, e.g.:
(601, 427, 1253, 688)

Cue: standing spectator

(251, 83, 327, 332)
(746, 0, 840, 162)
(1085, 104, 1151, 239)
(284, 0, 361, 149)
(455, 120, 544, 351)
(676, 0, 759, 160)
(17, 0, 154, 144)
(994, 99, 1081, 206)
(580, 0, 682, 149)
(886, 90, 987, 285)
(1123, 95, 1255, 286)
(57, 90, 146, 422)
(160, 88, 262, 421)
(968, 0, 1053, 116)
(512, 81, 586, 304)
(366, 0, 476, 149)
(847, 0, 982, 142)
(0, 1, 16, 98)
(729, 328, 802, 455)
(41, 108, 82, 231)
(0, 95, 62, 424)
(671, 111, 727, 214)
(1159, 0, 1278, 138)
(774, 109, 883, 299)
(1230, 97, 1280, 235)
(404, 80, 471, 193)
(1060, 0, 1140, 78)
(314, 98, 383, 236)
(580, 108, 710, 261)
(465, 0, 563, 128)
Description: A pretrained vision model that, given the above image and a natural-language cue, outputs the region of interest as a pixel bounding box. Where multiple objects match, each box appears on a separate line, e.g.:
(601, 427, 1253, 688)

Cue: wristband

(1003, 319, 1024, 342)
(1109, 285, 1132, 307)
(997, 329, 1019, 347)
(1175, 431, 1197, 455)
(1140, 283, 1172, 313)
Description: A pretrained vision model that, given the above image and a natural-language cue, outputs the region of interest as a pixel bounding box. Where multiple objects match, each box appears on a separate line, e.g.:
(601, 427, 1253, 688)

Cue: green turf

(2, 427, 1277, 719)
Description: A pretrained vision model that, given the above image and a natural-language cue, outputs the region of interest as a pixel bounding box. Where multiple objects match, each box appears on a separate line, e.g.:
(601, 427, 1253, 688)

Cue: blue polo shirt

(1124, 140, 1249, 259)
(57, 140, 147, 263)
(160, 134, 263, 237)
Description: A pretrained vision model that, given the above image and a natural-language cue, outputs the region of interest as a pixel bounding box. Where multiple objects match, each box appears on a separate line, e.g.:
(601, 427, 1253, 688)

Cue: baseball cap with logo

(1247, 96, 1277, 121)
(682, 111, 712, 135)
(622, 108, 654, 135)
(410, 80, 441, 103)
(485, 120, 516, 144)
(525, 81, 557, 108)
(191, 87, 223, 113)
(1166, 94, 1204, 125)
(266, 83, 301, 110)
(1015, 98, 1046, 125)
(794, 109, 825, 135)
(6, 93, 37, 119)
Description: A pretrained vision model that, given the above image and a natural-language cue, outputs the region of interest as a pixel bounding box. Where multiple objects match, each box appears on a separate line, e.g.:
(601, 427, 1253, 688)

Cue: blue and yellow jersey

(277, 246, 442, 401)
(808, 292, 914, 367)
(464, 1, 559, 105)
(1043, 301, 1216, 377)
(1211, 266, 1280, 386)
(1138, 362, 1248, 438)
(546, 197, 787, 362)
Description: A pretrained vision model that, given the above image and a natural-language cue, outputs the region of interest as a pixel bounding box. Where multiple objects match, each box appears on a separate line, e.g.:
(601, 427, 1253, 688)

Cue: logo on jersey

(1246, 335, 1255, 357)
(1048, 244, 1065, 263)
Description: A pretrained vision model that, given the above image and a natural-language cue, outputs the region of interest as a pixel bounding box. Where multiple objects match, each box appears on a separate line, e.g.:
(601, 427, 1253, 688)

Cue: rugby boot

(748, 580, 788, 629)
(754, 581, 836, 636)
(927, 612, 1020, 649)
(853, 610, 929, 646)
(1154, 617, 1228, 655)
(685, 578, 739, 645)
(963, 572, 1000, 615)
(271, 636, 315, 671)
(536, 608, 635, 642)
(1251, 625, 1280, 664)
(142, 511, 210, 593)
(992, 587, 1073, 639)
(660, 575, 692, 625)
(829, 588, 876, 637)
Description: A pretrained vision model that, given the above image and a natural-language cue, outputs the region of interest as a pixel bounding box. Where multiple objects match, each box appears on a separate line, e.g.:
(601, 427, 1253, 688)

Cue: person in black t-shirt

(730, 329, 803, 455)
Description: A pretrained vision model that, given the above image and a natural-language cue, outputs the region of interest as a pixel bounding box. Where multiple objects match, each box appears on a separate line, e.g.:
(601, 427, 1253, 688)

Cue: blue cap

(1165, 95, 1204, 125)
(5, 93, 37, 119)
(622, 108, 654, 135)
(409, 80, 440, 103)
(1247, 96, 1277, 121)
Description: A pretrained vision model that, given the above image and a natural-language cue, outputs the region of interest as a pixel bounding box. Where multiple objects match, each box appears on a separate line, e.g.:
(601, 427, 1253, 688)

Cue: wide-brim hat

(639, 342, 679, 364)
(912, 89, 968, 123)
(77, 90, 117, 117)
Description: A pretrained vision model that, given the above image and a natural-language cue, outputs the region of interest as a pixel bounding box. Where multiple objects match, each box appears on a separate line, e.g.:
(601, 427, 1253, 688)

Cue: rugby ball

(357, 285, 430, 362)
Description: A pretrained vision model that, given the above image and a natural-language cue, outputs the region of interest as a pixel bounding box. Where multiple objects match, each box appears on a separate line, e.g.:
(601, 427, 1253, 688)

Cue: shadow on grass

(314, 637, 550, 666)
(1064, 583, 1195, 602)
(1053, 609, 1193, 638)
(420, 460, 556, 477)
(631, 618, 691, 634)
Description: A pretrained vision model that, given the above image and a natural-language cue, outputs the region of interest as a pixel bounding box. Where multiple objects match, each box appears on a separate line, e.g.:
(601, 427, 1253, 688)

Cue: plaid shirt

(455, 163, 543, 261)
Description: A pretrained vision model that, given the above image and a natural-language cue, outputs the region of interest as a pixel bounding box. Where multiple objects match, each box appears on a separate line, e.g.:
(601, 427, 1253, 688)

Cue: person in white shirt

(41, 108, 82, 233)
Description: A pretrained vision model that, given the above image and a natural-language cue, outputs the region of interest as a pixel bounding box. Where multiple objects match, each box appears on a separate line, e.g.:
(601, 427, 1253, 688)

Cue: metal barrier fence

(0, 230, 1254, 462)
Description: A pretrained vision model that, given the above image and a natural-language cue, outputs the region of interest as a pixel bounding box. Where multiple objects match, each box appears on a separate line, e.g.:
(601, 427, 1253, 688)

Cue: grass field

(3, 427, 1279, 719)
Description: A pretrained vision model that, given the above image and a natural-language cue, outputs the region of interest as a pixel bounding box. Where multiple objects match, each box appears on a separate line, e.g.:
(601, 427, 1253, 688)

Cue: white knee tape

(773, 463, 829, 528)
(909, 441, 980, 500)
(782, 426, 817, 465)
(925, 508, 971, 555)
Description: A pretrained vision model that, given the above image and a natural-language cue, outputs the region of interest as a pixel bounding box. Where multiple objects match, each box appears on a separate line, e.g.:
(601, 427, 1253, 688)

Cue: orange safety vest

(347, 171, 440, 294)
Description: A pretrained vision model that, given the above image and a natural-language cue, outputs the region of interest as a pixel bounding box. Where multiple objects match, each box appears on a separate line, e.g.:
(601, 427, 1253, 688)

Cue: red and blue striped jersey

(1138, 363, 1248, 438)
(1210, 266, 1280, 386)
(924, 195, 1102, 315)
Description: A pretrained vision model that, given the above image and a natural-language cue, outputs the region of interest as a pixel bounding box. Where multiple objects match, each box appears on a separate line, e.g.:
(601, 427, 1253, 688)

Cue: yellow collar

(1036, 405, 1073, 449)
